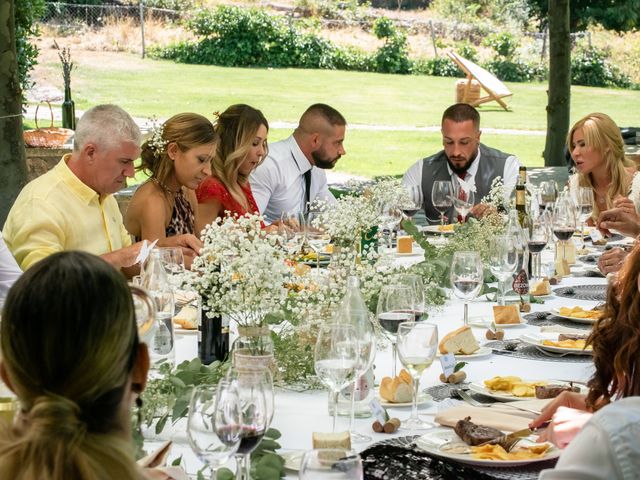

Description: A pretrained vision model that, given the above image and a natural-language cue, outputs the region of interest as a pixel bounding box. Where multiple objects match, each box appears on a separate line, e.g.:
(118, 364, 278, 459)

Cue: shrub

(413, 57, 463, 77)
(483, 32, 518, 59)
(571, 46, 632, 88)
(144, 0, 196, 9)
(16, 0, 46, 96)
(456, 41, 479, 62)
(483, 59, 547, 82)
(372, 17, 412, 74)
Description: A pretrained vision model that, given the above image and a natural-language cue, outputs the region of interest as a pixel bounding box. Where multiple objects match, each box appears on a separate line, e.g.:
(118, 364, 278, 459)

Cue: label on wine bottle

(512, 269, 529, 295)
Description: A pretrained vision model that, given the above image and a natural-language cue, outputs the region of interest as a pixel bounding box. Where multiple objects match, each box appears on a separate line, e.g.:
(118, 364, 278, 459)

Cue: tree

(16, 0, 45, 95)
(528, 0, 640, 32)
(543, 0, 570, 167)
(1, 0, 28, 227)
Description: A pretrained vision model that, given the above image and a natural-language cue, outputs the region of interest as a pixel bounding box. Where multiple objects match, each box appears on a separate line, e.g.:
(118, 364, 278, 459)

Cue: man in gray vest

(403, 103, 520, 225)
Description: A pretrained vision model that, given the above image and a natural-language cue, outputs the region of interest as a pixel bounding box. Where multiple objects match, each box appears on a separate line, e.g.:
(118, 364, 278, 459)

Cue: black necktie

(304, 169, 312, 213)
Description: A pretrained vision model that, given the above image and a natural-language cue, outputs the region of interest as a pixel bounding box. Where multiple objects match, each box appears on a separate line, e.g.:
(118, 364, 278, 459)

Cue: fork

(455, 389, 541, 415)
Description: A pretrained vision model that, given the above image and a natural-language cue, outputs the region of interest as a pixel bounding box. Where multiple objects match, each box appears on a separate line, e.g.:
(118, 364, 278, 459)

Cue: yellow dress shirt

(3, 155, 132, 270)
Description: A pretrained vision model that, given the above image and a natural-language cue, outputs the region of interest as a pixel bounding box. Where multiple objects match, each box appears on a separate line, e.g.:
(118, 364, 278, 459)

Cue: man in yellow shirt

(3, 104, 199, 273)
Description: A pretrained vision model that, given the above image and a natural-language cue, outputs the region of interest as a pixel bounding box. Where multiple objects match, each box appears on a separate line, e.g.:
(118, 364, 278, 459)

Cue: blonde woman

(0, 251, 162, 479)
(125, 113, 217, 255)
(568, 113, 638, 222)
(195, 104, 269, 231)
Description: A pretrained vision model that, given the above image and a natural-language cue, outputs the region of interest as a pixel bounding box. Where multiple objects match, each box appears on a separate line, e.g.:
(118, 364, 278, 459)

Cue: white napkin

(540, 326, 590, 335)
(435, 400, 549, 432)
(135, 239, 159, 266)
(455, 175, 477, 194)
(137, 440, 189, 480)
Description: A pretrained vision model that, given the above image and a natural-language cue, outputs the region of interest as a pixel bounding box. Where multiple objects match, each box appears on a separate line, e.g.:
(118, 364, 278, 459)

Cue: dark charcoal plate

(553, 284, 607, 302)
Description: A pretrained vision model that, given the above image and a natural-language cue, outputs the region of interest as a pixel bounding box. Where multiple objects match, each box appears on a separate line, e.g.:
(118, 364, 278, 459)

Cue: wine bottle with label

(199, 311, 229, 365)
(518, 165, 527, 186)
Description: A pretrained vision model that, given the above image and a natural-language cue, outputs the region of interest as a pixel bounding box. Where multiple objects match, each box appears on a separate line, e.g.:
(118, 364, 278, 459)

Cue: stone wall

(25, 147, 70, 181)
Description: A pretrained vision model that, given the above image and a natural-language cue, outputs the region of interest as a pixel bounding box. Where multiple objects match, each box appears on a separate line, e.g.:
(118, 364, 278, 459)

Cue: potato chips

(483, 376, 547, 397)
(558, 306, 603, 320)
(471, 443, 551, 460)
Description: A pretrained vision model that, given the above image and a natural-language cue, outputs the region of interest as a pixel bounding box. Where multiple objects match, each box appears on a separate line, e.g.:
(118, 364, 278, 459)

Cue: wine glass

(375, 284, 415, 377)
(538, 181, 558, 213)
(525, 217, 549, 280)
(553, 194, 577, 262)
(378, 203, 403, 251)
(395, 273, 426, 321)
(396, 322, 438, 430)
(159, 247, 185, 275)
(299, 449, 363, 479)
(450, 251, 483, 326)
(187, 383, 242, 480)
(227, 367, 272, 480)
(452, 181, 475, 223)
(305, 211, 331, 271)
(279, 211, 306, 257)
(575, 187, 594, 250)
(403, 184, 423, 218)
(488, 236, 518, 306)
(314, 324, 358, 432)
(431, 180, 453, 237)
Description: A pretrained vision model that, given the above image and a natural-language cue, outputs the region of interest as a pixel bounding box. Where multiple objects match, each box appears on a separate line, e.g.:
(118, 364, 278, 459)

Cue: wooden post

(429, 20, 438, 57)
(540, 26, 547, 62)
(140, 0, 145, 59)
(543, 0, 571, 167)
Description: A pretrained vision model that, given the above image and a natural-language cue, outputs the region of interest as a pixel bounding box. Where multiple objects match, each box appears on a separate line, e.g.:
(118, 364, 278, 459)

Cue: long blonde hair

(140, 112, 218, 188)
(568, 112, 633, 218)
(212, 104, 269, 211)
(0, 252, 143, 480)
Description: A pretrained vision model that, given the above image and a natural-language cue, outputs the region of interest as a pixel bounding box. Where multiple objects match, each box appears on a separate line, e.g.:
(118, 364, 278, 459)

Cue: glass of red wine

(376, 284, 415, 377)
(431, 180, 453, 238)
(553, 194, 577, 263)
(187, 383, 242, 480)
(450, 251, 483, 326)
(403, 184, 423, 218)
(525, 217, 549, 280)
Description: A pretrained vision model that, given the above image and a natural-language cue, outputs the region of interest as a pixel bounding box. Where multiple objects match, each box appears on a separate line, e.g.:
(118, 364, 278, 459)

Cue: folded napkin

(138, 440, 189, 480)
(540, 325, 590, 335)
(435, 399, 550, 432)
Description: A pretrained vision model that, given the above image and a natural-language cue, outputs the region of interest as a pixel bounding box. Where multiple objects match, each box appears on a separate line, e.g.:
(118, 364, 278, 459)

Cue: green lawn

(34, 52, 639, 177)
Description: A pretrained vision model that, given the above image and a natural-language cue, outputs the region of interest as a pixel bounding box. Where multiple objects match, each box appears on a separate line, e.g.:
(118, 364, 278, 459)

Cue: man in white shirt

(0, 236, 21, 307)
(250, 104, 346, 224)
(402, 103, 520, 225)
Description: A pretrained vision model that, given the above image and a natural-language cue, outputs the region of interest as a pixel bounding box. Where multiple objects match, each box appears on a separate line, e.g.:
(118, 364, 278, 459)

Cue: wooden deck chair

(447, 51, 513, 111)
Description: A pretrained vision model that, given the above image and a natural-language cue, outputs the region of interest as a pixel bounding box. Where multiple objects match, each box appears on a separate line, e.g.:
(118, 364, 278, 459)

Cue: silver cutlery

(455, 389, 541, 415)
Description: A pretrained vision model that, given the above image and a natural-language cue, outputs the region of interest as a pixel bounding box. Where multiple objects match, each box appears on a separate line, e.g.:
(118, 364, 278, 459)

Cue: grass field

(32, 49, 640, 178)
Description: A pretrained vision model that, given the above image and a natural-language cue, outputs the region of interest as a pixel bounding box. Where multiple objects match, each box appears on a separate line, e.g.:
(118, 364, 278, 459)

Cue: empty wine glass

(305, 211, 331, 271)
(299, 449, 363, 479)
(431, 180, 453, 237)
(553, 194, 577, 262)
(488, 236, 518, 306)
(575, 187, 594, 250)
(394, 273, 426, 321)
(452, 181, 475, 223)
(279, 211, 306, 257)
(378, 203, 402, 251)
(187, 383, 242, 480)
(450, 251, 483, 326)
(315, 324, 358, 432)
(525, 217, 549, 280)
(159, 247, 185, 275)
(403, 184, 423, 218)
(376, 285, 414, 377)
(396, 322, 438, 430)
(538, 181, 558, 213)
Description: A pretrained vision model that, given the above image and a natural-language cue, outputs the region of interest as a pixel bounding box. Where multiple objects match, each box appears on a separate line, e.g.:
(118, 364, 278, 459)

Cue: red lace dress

(196, 176, 261, 220)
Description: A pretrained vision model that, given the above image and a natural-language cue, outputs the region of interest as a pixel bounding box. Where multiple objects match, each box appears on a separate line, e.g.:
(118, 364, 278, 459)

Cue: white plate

(468, 379, 583, 402)
(414, 427, 559, 467)
(437, 346, 493, 359)
(468, 317, 526, 329)
(422, 225, 456, 234)
(519, 334, 592, 356)
(377, 392, 432, 408)
(174, 327, 198, 335)
(550, 308, 600, 325)
(281, 450, 304, 471)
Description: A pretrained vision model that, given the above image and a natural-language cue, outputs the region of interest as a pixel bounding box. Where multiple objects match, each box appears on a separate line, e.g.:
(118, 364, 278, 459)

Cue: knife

(479, 421, 551, 452)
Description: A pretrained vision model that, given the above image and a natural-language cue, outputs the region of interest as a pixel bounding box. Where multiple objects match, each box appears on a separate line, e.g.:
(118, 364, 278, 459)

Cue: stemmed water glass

(305, 211, 331, 271)
(538, 181, 558, 214)
(403, 185, 423, 218)
(314, 324, 358, 432)
(525, 217, 549, 280)
(279, 212, 306, 258)
(488, 236, 519, 306)
(376, 284, 415, 377)
(396, 322, 438, 430)
(553, 194, 577, 262)
(395, 273, 426, 321)
(187, 383, 242, 480)
(431, 180, 453, 237)
(159, 247, 185, 275)
(452, 181, 475, 223)
(450, 251, 483, 326)
(575, 187, 594, 250)
(378, 203, 403, 251)
(299, 450, 363, 479)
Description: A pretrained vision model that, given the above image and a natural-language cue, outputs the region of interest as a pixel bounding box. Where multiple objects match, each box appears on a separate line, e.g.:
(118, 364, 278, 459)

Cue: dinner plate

(437, 346, 493, 359)
(422, 225, 456, 235)
(377, 392, 432, 408)
(550, 308, 600, 325)
(174, 326, 198, 335)
(468, 317, 526, 329)
(394, 249, 425, 257)
(519, 333, 592, 356)
(281, 450, 304, 471)
(414, 427, 559, 467)
(468, 379, 582, 402)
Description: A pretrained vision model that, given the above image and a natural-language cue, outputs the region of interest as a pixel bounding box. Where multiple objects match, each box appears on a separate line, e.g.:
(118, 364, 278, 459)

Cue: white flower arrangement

(483, 177, 511, 212)
(184, 214, 289, 327)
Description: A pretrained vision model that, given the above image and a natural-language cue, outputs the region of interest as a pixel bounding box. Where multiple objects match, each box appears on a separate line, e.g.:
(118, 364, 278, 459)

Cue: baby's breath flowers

(146, 116, 169, 156)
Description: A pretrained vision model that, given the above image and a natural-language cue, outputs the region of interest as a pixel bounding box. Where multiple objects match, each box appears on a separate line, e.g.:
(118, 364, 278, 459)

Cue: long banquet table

(152, 243, 612, 478)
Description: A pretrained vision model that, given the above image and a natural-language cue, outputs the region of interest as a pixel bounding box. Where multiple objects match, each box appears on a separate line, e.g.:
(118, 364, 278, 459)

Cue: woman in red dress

(196, 104, 269, 231)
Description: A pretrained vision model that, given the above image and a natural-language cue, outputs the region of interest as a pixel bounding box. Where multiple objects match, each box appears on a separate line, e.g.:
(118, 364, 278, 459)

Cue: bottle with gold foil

(518, 166, 527, 186)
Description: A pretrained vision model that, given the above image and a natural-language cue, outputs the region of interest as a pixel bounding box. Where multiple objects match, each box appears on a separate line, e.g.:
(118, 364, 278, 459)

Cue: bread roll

(438, 325, 479, 355)
(379, 369, 413, 403)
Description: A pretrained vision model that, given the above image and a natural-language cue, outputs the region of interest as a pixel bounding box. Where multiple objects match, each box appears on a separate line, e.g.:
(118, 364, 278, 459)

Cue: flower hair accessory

(147, 117, 168, 155)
